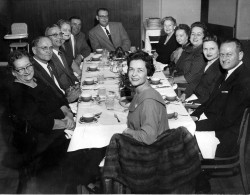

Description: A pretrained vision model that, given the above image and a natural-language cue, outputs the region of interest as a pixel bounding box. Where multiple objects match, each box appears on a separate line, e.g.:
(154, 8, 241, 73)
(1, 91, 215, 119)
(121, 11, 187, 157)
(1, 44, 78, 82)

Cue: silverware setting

(114, 113, 121, 122)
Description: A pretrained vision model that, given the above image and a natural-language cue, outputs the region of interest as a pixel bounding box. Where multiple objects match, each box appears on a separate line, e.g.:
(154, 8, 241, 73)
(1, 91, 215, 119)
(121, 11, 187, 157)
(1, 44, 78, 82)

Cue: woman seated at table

(173, 22, 207, 97)
(168, 24, 190, 74)
(123, 51, 169, 144)
(155, 16, 180, 64)
(180, 35, 224, 103)
(57, 19, 82, 76)
(7, 50, 75, 171)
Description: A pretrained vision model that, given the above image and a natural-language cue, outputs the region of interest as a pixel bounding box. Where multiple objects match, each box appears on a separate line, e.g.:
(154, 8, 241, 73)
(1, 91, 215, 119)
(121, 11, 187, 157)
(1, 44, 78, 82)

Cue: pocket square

(221, 91, 228, 93)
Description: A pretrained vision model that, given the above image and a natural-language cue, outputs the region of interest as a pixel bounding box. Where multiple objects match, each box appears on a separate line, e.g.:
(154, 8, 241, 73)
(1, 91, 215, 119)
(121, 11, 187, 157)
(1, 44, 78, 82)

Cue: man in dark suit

(89, 8, 131, 52)
(69, 16, 91, 58)
(32, 36, 67, 103)
(192, 38, 250, 157)
(45, 25, 81, 103)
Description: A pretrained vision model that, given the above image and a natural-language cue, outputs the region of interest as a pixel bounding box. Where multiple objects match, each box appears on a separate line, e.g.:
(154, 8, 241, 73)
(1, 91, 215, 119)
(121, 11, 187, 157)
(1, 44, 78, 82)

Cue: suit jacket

(175, 45, 207, 96)
(192, 58, 223, 103)
(75, 32, 91, 58)
(192, 63, 250, 157)
(50, 52, 78, 91)
(61, 39, 75, 68)
(89, 22, 131, 52)
(33, 59, 67, 104)
(156, 33, 179, 64)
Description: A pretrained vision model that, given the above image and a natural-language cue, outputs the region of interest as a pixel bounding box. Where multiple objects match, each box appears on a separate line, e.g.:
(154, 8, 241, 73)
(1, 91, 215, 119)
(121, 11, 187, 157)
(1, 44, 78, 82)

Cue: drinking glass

(97, 73, 105, 84)
(98, 87, 106, 100)
(105, 91, 116, 110)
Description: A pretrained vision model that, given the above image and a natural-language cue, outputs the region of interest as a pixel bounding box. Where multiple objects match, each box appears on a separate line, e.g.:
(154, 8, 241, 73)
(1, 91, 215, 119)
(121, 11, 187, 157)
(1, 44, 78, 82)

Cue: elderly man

(89, 8, 131, 52)
(32, 36, 66, 101)
(192, 38, 250, 157)
(69, 16, 91, 59)
(45, 25, 81, 103)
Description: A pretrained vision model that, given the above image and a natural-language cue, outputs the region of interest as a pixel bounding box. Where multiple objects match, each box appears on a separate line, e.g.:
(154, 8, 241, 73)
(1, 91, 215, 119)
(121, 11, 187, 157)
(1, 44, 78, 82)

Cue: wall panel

(6, 0, 141, 54)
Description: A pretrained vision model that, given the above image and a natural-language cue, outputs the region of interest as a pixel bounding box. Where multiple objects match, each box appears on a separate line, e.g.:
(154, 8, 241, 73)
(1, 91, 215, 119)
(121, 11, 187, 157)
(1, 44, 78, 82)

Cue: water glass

(105, 92, 115, 110)
(97, 73, 105, 84)
(98, 87, 106, 100)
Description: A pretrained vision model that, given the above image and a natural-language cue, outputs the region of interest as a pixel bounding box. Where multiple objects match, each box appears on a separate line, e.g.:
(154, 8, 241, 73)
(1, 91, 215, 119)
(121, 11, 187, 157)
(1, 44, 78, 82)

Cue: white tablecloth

(67, 59, 196, 152)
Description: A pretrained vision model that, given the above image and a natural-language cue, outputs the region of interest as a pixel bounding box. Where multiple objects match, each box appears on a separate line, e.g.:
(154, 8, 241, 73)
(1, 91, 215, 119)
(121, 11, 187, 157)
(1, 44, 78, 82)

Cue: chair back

(11, 23, 28, 34)
(238, 107, 249, 160)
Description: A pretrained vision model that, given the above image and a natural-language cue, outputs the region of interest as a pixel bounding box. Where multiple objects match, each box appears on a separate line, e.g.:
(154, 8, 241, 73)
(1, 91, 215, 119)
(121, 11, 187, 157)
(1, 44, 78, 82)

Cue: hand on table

(62, 115, 76, 130)
(180, 93, 186, 102)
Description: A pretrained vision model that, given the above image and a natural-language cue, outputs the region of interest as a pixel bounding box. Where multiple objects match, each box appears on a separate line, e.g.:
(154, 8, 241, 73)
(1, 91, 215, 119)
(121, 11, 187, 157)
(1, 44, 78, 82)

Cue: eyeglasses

(37, 46, 53, 51)
(15, 64, 33, 74)
(220, 53, 233, 58)
(48, 32, 63, 38)
(98, 15, 109, 19)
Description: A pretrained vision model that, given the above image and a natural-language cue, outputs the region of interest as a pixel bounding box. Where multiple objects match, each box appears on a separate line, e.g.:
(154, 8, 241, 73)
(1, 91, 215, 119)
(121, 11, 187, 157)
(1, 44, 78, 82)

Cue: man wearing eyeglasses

(89, 7, 131, 52)
(32, 36, 66, 102)
(45, 25, 81, 103)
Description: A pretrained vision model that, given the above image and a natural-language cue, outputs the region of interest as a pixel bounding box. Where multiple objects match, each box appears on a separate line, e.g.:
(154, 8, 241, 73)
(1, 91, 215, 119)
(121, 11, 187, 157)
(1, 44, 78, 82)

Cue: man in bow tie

(89, 7, 131, 52)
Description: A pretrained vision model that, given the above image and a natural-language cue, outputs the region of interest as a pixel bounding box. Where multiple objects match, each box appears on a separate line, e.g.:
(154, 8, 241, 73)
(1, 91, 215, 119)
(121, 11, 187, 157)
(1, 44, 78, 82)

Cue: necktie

(47, 63, 55, 81)
(219, 71, 228, 88)
(105, 27, 114, 44)
(58, 50, 68, 67)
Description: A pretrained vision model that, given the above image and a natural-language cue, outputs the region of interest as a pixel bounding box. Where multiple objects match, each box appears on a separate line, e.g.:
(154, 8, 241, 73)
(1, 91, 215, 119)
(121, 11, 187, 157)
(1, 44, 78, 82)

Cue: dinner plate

(119, 96, 133, 108)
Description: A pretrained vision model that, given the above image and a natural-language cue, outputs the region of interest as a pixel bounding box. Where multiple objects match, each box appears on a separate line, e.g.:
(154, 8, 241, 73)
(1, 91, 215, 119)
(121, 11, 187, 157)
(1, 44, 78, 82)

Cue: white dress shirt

(33, 58, 65, 94)
(53, 49, 65, 67)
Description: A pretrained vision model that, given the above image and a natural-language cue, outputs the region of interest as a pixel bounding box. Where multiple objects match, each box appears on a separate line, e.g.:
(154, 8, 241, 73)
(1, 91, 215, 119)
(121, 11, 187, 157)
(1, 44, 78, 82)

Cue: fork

(114, 113, 121, 122)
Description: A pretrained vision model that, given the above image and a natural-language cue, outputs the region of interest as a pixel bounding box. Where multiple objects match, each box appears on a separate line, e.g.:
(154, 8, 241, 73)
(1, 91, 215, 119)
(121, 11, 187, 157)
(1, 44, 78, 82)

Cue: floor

(0, 66, 250, 194)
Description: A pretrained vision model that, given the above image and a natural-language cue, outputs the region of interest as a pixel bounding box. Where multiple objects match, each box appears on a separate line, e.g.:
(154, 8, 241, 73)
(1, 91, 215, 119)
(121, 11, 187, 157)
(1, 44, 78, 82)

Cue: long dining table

(67, 54, 197, 153)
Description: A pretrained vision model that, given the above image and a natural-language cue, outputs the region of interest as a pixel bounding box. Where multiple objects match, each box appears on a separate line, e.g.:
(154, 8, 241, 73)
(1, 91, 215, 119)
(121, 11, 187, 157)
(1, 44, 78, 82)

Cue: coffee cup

(84, 77, 94, 85)
(80, 93, 92, 102)
(80, 113, 95, 123)
(89, 65, 98, 71)
(151, 77, 161, 85)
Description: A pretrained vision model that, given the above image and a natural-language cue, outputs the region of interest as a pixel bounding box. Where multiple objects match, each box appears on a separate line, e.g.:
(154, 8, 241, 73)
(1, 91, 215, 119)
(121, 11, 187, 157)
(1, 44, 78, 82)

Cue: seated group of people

(151, 16, 250, 158)
(5, 8, 250, 193)
(5, 7, 132, 193)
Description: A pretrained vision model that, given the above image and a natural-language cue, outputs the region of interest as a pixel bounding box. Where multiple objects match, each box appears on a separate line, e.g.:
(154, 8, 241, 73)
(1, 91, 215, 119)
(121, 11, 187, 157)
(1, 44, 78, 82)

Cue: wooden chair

(201, 107, 250, 194)
(4, 23, 29, 52)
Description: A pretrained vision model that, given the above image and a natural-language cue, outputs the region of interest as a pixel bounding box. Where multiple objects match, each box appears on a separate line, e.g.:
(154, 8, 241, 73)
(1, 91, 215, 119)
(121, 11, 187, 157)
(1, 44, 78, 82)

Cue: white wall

(208, 0, 237, 27)
(236, 0, 250, 39)
(142, 0, 201, 26)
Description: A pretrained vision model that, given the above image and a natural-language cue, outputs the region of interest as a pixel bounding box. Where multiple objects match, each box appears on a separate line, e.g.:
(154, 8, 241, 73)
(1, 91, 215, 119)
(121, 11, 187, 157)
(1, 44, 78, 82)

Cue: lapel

(33, 60, 65, 97)
(208, 64, 243, 102)
(97, 24, 114, 48)
(204, 59, 219, 75)
(51, 53, 72, 79)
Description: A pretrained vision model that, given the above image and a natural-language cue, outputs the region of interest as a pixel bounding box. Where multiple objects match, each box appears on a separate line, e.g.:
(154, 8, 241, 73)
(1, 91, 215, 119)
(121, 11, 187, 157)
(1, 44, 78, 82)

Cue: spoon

(114, 113, 121, 122)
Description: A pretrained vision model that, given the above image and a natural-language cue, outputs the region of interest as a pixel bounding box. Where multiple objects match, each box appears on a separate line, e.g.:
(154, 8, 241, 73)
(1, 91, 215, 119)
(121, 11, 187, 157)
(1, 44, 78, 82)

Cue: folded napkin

(81, 83, 99, 90)
(185, 94, 198, 102)
(64, 129, 74, 139)
(195, 131, 220, 159)
(69, 102, 78, 114)
(154, 61, 167, 71)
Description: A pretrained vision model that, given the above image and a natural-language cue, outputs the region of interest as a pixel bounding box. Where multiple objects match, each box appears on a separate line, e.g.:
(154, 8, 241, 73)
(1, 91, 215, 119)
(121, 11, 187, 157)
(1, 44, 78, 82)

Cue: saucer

(79, 117, 98, 124)
(149, 80, 162, 85)
(86, 67, 99, 72)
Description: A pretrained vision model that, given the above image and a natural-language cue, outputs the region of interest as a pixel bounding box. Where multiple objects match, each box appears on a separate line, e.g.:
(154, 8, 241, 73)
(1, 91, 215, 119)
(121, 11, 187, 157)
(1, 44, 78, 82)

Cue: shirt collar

(226, 61, 243, 80)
